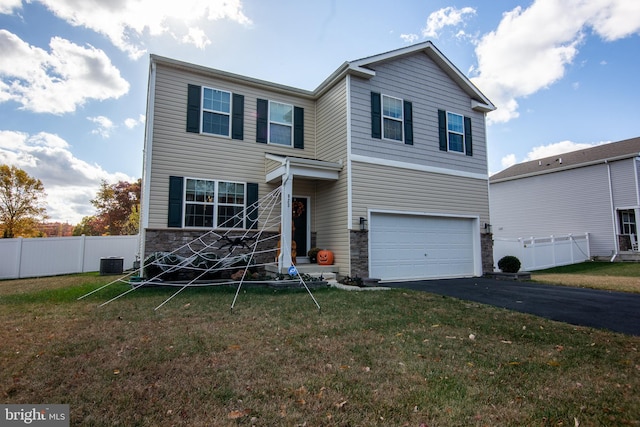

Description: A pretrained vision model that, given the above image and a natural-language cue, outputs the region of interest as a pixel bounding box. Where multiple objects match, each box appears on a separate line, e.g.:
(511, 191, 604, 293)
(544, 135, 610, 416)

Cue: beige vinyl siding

(351, 161, 490, 226)
(489, 164, 615, 256)
(147, 62, 316, 229)
(350, 52, 487, 176)
(315, 78, 349, 269)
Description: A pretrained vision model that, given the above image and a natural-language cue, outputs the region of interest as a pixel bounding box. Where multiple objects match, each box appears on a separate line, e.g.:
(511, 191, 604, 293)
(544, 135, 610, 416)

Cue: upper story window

(438, 109, 473, 156)
(382, 95, 404, 141)
(446, 112, 465, 153)
(256, 99, 304, 149)
(371, 92, 413, 145)
(269, 101, 294, 146)
(202, 88, 231, 137)
(186, 84, 244, 140)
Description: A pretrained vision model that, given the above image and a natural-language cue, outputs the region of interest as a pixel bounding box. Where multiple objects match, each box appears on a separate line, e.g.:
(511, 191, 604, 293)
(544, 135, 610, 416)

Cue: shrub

(498, 255, 521, 273)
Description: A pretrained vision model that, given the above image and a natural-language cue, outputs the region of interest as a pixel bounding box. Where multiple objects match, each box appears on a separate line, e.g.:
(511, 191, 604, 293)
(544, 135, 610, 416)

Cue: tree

(0, 165, 47, 238)
(89, 179, 141, 235)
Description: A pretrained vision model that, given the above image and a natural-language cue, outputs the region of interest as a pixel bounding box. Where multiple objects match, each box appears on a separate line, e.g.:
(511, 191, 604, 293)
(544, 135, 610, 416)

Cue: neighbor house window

(619, 209, 637, 235)
(269, 101, 293, 146)
(382, 95, 403, 141)
(184, 178, 245, 228)
(202, 87, 231, 137)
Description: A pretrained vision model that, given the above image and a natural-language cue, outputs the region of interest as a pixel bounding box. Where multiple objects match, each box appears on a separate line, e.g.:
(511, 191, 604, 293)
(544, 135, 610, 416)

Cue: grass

(1, 273, 639, 426)
(531, 261, 640, 293)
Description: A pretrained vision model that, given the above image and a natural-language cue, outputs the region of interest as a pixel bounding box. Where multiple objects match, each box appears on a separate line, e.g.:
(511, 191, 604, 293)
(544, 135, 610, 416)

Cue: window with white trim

(446, 112, 465, 153)
(184, 178, 245, 228)
(269, 101, 293, 146)
(382, 95, 403, 141)
(202, 87, 231, 137)
(619, 209, 637, 235)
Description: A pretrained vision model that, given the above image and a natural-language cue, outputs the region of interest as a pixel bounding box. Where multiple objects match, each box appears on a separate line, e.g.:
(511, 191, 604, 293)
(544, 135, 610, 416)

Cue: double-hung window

(382, 95, 403, 141)
(446, 112, 465, 153)
(438, 109, 472, 156)
(184, 178, 245, 228)
(269, 101, 293, 146)
(201, 87, 231, 137)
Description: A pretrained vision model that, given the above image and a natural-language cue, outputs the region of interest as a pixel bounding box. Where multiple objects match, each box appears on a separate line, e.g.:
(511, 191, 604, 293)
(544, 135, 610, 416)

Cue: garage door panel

(370, 213, 477, 281)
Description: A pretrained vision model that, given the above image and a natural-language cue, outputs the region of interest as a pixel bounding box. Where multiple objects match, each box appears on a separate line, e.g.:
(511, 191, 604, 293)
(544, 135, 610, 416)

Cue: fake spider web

(79, 185, 321, 311)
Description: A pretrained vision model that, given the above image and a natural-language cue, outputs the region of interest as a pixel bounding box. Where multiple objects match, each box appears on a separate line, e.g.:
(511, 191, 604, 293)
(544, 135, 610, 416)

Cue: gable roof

(490, 137, 640, 183)
(150, 41, 495, 112)
(345, 41, 495, 113)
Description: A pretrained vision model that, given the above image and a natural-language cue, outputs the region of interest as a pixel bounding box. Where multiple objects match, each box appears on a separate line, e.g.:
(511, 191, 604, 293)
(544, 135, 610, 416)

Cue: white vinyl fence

(0, 235, 139, 279)
(493, 233, 590, 272)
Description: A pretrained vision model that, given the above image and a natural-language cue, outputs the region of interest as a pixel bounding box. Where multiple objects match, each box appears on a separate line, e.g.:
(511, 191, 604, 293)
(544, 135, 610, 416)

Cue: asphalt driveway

(384, 277, 640, 336)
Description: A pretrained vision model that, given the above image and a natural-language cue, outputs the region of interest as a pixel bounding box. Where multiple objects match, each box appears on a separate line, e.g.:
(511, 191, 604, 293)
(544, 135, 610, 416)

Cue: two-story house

(140, 41, 495, 282)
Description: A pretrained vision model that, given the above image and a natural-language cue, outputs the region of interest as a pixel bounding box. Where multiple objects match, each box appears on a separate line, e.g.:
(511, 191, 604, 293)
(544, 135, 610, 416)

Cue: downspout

(606, 160, 618, 262)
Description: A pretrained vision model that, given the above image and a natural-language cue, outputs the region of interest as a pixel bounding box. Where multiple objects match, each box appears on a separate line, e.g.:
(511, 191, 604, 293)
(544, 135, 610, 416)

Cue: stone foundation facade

(144, 229, 278, 270)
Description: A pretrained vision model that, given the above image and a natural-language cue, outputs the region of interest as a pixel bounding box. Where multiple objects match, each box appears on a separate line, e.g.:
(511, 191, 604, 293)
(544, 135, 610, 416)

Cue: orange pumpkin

(317, 249, 334, 265)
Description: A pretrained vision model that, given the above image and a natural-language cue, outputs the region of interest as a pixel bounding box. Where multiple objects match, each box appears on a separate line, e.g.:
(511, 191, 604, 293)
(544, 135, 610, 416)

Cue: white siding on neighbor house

(315, 78, 349, 271)
(351, 161, 490, 227)
(349, 53, 488, 176)
(147, 63, 317, 229)
(610, 159, 639, 207)
(490, 164, 615, 257)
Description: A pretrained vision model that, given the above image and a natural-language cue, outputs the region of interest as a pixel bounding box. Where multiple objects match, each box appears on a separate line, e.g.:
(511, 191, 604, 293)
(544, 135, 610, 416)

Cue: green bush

(498, 255, 521, 273)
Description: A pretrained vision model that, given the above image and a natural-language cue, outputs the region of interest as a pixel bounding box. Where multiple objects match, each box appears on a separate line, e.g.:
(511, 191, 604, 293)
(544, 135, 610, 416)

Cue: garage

(369, 212, 479, 281)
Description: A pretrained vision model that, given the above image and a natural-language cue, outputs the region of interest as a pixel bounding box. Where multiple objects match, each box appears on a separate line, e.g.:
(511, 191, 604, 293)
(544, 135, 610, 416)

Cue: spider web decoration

(78, 185, 321, 311)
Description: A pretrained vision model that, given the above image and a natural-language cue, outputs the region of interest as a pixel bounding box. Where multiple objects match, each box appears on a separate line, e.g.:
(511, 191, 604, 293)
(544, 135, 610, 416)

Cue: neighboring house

(490, 137, 640, 260)
(140, 41, 496, 281)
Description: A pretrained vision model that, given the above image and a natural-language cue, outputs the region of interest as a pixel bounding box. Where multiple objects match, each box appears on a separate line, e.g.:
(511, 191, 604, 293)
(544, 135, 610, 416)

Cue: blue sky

(1, 0, 639, 223)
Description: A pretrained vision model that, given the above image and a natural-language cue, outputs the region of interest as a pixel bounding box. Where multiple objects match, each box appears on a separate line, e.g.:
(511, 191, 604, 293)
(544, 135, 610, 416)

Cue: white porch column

(278, 162, 293, 271)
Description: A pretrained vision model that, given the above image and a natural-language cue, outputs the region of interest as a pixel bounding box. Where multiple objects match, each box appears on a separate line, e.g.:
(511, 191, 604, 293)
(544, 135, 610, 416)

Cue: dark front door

(292, 197, 308, 258)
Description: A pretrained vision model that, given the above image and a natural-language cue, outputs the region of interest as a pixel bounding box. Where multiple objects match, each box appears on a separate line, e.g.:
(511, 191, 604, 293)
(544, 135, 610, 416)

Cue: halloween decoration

(317, 249, 334, 265)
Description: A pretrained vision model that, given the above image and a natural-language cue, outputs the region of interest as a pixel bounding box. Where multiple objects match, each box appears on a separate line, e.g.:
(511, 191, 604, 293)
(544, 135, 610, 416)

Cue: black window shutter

(403, 100, 413, 145)
(246, 183, 259, 229)
(464, 116, 473, 156)
(371, 92, 381, 139)
(438, 109, 447, 151)
(168, 176, 184, 228)
(256, 99, 268, 143)
(186, 84, 201, 133)
(231, 93, 244, 140)
(293, 106, 304, 149)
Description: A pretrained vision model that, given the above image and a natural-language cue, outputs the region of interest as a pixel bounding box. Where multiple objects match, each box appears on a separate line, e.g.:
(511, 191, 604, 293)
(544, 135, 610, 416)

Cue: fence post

(80, 234, 87, 273)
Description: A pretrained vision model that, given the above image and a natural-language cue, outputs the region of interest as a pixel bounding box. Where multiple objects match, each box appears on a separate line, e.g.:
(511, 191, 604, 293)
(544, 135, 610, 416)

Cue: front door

(292, 197, 309, 258)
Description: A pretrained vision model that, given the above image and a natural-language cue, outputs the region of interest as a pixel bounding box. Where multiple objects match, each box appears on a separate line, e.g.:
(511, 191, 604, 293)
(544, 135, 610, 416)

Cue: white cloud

(421, 6, 476, 39)
(0, 30, 129, 114)
(400, 33, 419, 44)
(182, 27, 211, 50)
(472, 0, 640, 124)
(0, 0, 20, 14)
(501, 153, 517, 169)
(34, 0, 252, 59)
(88, 115, 115, 138)
(124, 114, 145, 129)
(0, 130, 134, 223)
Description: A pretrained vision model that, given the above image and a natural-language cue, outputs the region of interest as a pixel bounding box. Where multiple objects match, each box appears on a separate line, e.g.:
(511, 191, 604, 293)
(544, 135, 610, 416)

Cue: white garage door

(370, 213, 477, 281)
